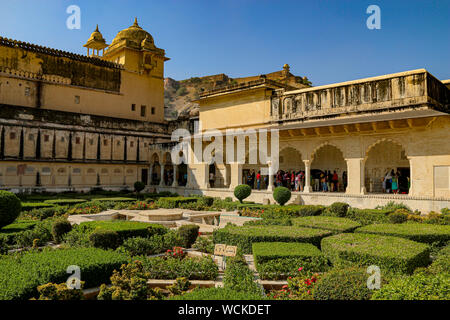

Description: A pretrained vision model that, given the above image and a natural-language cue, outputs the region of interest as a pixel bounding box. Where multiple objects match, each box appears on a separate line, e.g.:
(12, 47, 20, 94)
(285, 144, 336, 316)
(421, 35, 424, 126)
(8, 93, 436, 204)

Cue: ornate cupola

(84, 25, 109, 57)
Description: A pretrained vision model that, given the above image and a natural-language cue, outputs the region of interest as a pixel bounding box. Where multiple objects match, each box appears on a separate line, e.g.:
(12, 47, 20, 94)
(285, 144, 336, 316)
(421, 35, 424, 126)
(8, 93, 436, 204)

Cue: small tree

(234, 185, 252, 204)
(0, 191, 22, 229)
(273, 187, 291, 206)
(134, 181, 146, 199)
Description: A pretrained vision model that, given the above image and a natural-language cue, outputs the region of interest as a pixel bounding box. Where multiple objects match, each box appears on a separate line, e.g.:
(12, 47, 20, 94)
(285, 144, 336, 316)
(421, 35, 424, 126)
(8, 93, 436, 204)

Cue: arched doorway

(163, 152, 174, 186)
(311, 144, 347, 192)
(365, 140, 410, 194)
(150, 153, 161, 185)
(278, 147, 305, 191)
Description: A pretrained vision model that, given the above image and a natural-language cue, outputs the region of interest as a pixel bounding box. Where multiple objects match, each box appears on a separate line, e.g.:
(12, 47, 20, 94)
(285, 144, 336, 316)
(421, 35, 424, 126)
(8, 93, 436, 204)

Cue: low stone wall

(156, 186, 450, 213)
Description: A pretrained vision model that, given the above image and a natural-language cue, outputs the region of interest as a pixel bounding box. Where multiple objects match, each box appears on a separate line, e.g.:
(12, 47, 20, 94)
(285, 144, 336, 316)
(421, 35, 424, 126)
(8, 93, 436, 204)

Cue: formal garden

(0, 183, 449, 300)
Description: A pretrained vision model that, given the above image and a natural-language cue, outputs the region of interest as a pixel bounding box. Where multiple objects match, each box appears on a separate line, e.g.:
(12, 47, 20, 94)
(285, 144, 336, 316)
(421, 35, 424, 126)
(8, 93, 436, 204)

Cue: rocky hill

(164, 65, 312, 120)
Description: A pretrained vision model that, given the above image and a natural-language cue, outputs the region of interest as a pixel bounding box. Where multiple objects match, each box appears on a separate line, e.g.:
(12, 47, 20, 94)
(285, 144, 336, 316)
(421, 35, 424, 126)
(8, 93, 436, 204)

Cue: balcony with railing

(271, 69, 450, 123)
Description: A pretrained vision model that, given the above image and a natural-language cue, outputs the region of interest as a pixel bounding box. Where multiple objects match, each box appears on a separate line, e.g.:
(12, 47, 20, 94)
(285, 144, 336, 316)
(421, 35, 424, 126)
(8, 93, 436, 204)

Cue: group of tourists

(242, 169, 348, 192)
(382, 169, 409, 194)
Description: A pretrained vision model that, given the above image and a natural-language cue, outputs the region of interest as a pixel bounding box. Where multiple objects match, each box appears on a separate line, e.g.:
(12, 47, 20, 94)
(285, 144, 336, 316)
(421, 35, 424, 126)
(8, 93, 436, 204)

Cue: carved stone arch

(150, 152, 160, 164)
(163, 152, 172, 165)
(310, 141, 346, 162)
(364, 137, 407, 162)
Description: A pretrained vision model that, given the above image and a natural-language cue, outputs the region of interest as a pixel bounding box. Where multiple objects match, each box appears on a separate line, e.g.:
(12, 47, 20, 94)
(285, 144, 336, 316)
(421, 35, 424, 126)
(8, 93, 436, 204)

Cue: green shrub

(156, 197, 198, 209)
(253, 242, 328, 280)
(355, 223, 450, 245)
(313, 267, 373, 300)
(147, 224, 169, 237)
(176, 224, 200, 248)
(44, 199, 87, 206)
(0, 234, 8, 255)
(0, 191, 22, 229)
(0, 247, 128, 300)
(375, 201, 412, 213)
(35, 282, 84, 300)
(63, 224, 95, 248)
(89, 230, 120, 250)
(223, 255, 262, 295)
(141, 256, 218, 280)
(292, 216, 361, 233)
(118, 237, 160, 256)
(234, 185, 252, 203)
(20, 202, 54, 211)
(15, 221, 53, 248)
(51, 219, 72, 244)
(197, 196, 214, 207)
(324, 202, 350, 217)
(192, 236, 214, 254)
(22, 206, 68, 220)
(213, 225, 332, 254)
(371, 272, 450, 300)
(0, 220, 38, 244)
(428, 244, 450, 274)
(244, 218, 292, 226)
(346, 208, 392, 225)
(273, 187, 291, 206)
(260, 205, 325, 219)
(93, 197, 136, 202)
(389, 209, 409, 224)
(134, 181, 146, 194)
(321, 233, 430, 274)
(80, 221, 154, 242)
(170, 287, 266, 300)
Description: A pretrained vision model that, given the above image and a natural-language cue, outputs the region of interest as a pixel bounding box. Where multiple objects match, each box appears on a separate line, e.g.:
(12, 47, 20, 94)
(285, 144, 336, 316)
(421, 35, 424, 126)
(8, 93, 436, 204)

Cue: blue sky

(1, 0, 449, 85)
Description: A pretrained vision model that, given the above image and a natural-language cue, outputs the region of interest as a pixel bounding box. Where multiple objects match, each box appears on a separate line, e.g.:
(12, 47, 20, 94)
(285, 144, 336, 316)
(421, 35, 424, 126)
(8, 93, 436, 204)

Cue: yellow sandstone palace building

(0, 19, 449, 212)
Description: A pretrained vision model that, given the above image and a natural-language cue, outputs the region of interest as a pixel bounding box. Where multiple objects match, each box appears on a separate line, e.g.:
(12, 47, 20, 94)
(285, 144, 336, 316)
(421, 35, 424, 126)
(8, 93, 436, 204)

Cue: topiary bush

(170, 287, 266, 300)
(321, 233, 431, 274)
(313, 267, 373, 300)
(324, 202, 350, 217)
(234, 185, 251, 203)
(346, 208, 392, 225)
(0, 191, 22, 229)
(176, 224, 200, 248)
(51, 219, 72, 244)
(273, 187, 291, 206)
(197, 196, 214, 207)
(89, 229, 120, 250)
(213, 224, 332, 254)
(389, 209, 409, 224)
(355, 223, 450, 245)
(134, 181, 146, 194)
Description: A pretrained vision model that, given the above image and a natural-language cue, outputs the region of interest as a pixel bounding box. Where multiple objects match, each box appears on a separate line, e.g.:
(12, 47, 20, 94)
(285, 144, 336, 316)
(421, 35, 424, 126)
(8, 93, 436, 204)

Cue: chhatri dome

(109, 17, 156, 51)
(84, 25, 108, 56)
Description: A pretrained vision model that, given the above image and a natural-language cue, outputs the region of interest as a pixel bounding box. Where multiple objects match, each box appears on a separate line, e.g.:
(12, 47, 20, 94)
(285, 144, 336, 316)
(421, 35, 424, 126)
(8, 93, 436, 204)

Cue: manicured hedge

(92, 197, 136, 202)
(213, 225, 332, 253)
(260, 205, 325, 219)
(321, 233, 430, 274)
(355, 223, 450, 244)
(170, 287, 266, 300)
(252, 242, 325, 264)
(371, 272, 450, 300)
(0, 220, 38, 244)
(141, 256, 218, 280)
(345, 208, 392, 225)
(44, 199, 87, 206)
(252, 242, 329, 280)
(156, 197, 198, 209)
(292, 216, 361, 233)
(21, 202, 55, 211)
(80, 221, 154, 242)
(0, 248, 129, 300)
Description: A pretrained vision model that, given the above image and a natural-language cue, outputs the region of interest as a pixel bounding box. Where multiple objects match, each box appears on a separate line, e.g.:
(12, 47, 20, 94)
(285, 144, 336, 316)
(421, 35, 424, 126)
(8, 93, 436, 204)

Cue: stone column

(303, 160, 312, 193)
(159, 165, 165, 187)
(267, 162, 274, 192)
(172, 165, 178, 187)
(345, 158, 366, 195)
(200, 163, 210, 189)
(149, 165, 153, 185)
(229, 162, 243, 190)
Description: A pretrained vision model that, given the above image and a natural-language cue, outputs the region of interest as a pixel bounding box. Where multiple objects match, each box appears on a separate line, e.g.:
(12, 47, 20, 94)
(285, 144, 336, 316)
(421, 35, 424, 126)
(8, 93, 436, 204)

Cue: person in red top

(256, 171, 261, 190)
(332, 170, 339, 192)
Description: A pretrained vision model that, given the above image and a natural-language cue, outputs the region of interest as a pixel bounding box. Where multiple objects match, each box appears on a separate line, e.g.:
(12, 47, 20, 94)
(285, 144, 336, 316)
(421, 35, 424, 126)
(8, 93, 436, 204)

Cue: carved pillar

(172, 165, 178, 187)
(303, 160, 312, 193)
(345, 158, 366, 195)
(159, 164, 165, 187)
(229, 162, 243, 191)
(149, 165, 153, 186)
